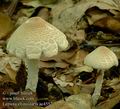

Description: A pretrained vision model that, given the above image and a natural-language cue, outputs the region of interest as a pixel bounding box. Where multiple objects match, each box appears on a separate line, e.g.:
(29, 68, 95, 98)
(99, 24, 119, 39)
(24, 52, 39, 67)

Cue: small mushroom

(84, 46, 118, 105)
(7, 17, 69, 91)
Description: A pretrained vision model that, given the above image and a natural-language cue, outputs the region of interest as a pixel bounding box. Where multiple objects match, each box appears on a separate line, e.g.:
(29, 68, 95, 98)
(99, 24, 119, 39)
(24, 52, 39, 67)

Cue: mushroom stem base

(25, 59, 39, 92)
(92, 70, 105, 105)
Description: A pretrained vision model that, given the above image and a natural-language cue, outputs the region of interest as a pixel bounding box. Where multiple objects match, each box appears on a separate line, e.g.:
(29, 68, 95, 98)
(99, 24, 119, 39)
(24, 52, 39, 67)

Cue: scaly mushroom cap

(84, 46, 118, 70)
(7, 17, 69, 59)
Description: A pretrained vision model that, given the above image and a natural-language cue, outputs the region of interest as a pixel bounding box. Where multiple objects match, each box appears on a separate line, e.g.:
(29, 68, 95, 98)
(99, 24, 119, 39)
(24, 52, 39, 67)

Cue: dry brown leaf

(66, 49, 88, 66)
(52, 0, 120, 32)
(40, 50, 76, 62)
(5, 63, 17, 83)
(0, 57, 9, 74)
(74, 65, 93, 74)
(113, 0, 120, 8)
(20, 0, 41, 8)
(40, 0, 57, 5)
(39, 61, 69, 68)
(70, 85, 81, 94)
(66, 93, 92, 109)
(18, 8, 35, 17)
(105, 78, 120, 86)
(0, 12, 13, 39)
(37, 8, 50, 21)
(95, 90, 120, 109)
(44, 100, 72, 109)
(53, 76, 74, 87)
(0, 75, 3, 82)
(45, 93, 92, 109)
(0, 50, 21, 83)
(94, 16, 120, 33)
(15, 16, 28, 27)
(110, 47, 120, 59)
(67, 30, 86, 44)
(79, 84, 94, 94)
(0, 56, 21, 74)
(86, 8, 108, 25)
(0, 74, 15, 84)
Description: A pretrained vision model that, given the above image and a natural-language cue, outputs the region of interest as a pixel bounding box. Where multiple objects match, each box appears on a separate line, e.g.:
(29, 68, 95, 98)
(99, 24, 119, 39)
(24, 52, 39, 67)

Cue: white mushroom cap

(7, 17, 69, 59)
(84, 46, 118, 70)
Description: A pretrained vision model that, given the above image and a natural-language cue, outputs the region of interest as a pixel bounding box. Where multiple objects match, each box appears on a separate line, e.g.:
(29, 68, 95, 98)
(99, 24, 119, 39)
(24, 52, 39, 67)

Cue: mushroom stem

(25, 59, 39, 92)
(92, 69, 105, 105)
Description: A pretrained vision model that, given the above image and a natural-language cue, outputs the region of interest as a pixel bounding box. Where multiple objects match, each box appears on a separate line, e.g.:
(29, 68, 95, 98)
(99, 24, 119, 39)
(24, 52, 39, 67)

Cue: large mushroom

(84, 46, 118, 105)
(7, 17, 69, 92)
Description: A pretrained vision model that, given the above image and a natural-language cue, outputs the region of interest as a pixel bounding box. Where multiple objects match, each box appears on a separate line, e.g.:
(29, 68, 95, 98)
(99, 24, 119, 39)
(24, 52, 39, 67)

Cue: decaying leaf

(39, 61, 69, 68)
(66, 49, 88, 66)
(40, 49, 76, 62)
(105, 77, 120, 90)
(74, 65, 93, 74)
(66, 93, 92, 109)
(45, 93, 92, 109)
(0, 48, 21, 83)
(53, 76, 74, 87)
(40, 0, 58, 5)
(94, 16, 120, 33)
(18, 8, 35, 17)
(44, 100, 71, 109)
(66, 29, 86, 45)
(37, 8, 50, 21)
(86, 8, 108, 25)
(15, 16, 28, 27)
(0, 75, 3, 82)
(39, 50, 76, 68)
(4, 63, 17, 83)
(0, 12, 13, 39)
(52, 0, 120, 32)
(20, 0, 41, 8)
(94, 90, 120, 109)
(110, 47, 120, 59)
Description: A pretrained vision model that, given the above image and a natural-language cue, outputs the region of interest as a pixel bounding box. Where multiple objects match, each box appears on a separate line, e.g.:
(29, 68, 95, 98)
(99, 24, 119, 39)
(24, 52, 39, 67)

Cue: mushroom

(84, 46, 118, 105)
(7, 17, 69, 92)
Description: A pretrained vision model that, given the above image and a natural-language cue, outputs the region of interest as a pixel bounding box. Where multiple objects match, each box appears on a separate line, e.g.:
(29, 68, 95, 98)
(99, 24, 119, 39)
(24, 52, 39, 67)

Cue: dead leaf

(52, 0, 120, 32)
(40, 0, 57, 5)
(39, 50, 76, 68)
(53, 76, 74, 87)
(95, 90, 120, 109)
(86, 8, 108, 25)
(0, 12, 13, 39)
(41, 50, 76, 62)
(94, 16, 120, 33)
(44, 100, 72, 109)
(5, 63, 17, 83)
(18, 8, 35, 17)
(66, 93, 92, 109)
(37, 8, 50, 21)
(39, 61, 69, 68)
(79, 84, 94, 94)
(66, 49, 88, 66)
(0, 50, 21, 83)
(74, 65, 93, 74)
(15, 16, 28, 27)
(66, 30, 86, 45)
(45, 93, 92, 109)
(110, 47, 120, 59)
(21, 0, 41, 8)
